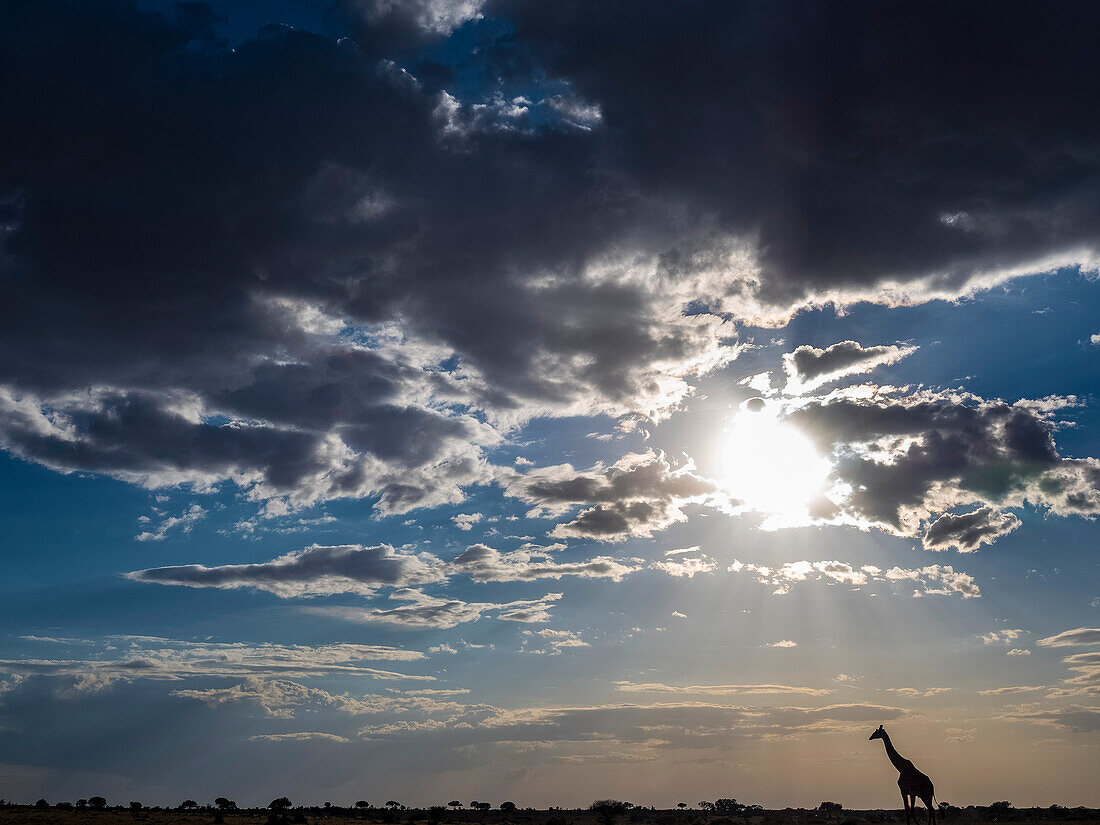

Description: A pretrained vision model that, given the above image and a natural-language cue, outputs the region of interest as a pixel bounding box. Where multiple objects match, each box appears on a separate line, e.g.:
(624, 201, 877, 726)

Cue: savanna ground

(2, 805, 1097, 825)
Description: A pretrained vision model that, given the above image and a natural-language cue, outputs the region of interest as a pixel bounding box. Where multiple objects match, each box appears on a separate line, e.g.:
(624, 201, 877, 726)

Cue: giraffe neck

(880, 732, 908, 773)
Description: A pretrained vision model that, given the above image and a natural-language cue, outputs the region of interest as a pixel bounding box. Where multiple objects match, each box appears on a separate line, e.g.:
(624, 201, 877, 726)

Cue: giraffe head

(868, 724, 885, 741)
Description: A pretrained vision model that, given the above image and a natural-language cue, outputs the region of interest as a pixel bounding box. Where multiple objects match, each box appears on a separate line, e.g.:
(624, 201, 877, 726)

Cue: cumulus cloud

(305, 590, 562, 629)
(134, 503, 207, 542)
(504, 450, 722, 541)
(783, 342, 917, 394)
(923, 507, 1022, 552)
(649, 553, 716, 578)
(982, 629, 1027, 645)
(450, 543, 639, 582)
(729, 558, 981, 599)
(785, 388, 1100, 545)
(451, 513, 483, 531)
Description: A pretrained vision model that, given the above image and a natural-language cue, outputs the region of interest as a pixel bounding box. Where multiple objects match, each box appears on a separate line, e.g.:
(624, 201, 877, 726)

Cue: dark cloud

(785, 390, 1100, 541)
(922, 506, 1021, 552)
(5, 0, 1100, 514)
(783, 341, 916, 393)
(498, 0, 1100, 307)
(128, 543, 445, 596)
(504, 450, 721, 541)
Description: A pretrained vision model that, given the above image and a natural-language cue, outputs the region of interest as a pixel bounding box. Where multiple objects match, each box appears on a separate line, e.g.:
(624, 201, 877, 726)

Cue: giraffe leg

(901, 791, 911, 825)
(925, 797, 935, 825)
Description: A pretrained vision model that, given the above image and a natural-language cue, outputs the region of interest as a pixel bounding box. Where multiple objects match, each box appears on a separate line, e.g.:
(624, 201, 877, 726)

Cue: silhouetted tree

(819, 802, 842, 820)
(35, 799, 48, 809)
(76, 799, 88, 809)
(590, 800, 633, 825)
(714, 800, 744, 815)
(501, 802, 517, 813)
(130, 801, 143, 811)
(449, 801, 463, 810)
(180, 800, 199, 810)
(270, 797, 293, 811)
(356, 801, 371, 809)
(89, 796, 107, 809)
(678, 804, 688, 811)
(215, 798, 237, 810)
(699, 803, 716, 812)
(474, 802, 492, 812)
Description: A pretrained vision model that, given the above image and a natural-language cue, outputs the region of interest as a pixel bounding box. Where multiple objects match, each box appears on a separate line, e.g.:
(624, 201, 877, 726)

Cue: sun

(721, 401, 832, 519)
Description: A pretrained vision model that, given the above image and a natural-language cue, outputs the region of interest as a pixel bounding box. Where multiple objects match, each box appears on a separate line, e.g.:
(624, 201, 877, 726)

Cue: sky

(1, 0, 1099, 810)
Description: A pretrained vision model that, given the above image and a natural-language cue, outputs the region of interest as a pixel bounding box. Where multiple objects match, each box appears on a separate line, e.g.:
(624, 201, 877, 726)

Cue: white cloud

(134, 503, 207, 542)
(306, 590, 563, 629)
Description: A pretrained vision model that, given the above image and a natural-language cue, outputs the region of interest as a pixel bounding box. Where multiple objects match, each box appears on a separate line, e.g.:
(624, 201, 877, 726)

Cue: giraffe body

(869, 726, 936, 825)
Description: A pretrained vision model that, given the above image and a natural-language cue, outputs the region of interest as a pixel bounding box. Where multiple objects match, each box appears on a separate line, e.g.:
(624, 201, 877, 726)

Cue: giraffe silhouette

(869, 725, 936, 825)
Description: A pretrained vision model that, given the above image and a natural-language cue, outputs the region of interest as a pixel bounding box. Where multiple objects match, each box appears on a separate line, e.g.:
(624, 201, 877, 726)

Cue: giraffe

(869, 725, 936, 825)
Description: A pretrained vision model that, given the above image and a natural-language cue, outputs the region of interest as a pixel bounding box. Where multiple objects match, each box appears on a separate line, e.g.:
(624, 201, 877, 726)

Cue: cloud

(615, 682, 833, 697)
(767, 640, 798, 648)
(729, 558, 980, 599)
(128, 544, 445, 597)
(134, 503, 207, 542)
(477, 701, 908, 748)
(885, 687, 952, 698)
(650, 554, 716, 578)
(783, 342, 917, 393)
(1006, 649, 1032, 656)
(923, 507, 1022, 552)
(785, 388, 1100, 545)
(4, 0, 1100, 521)
(978, 685, 1046, 695)
(504, 450, 722, 541)
(0, 637, 431, 687)
(999, 706, 1100, 733)
(250, 732, 351, 743)
(449, 543, 640, 582)
(521, 628, 590, 654)
(306, 590, 562, 629)
(982, 629, 1027, 645)
(451, 513, 483, 531)
(1036, 628, 1100, 647)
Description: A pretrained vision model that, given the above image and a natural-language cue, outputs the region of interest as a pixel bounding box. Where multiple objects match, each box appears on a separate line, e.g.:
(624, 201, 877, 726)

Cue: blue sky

(2, 0, 1099, 810)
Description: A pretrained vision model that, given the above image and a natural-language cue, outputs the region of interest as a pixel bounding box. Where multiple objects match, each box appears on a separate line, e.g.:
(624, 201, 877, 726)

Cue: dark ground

(1, 804, 1097, 825)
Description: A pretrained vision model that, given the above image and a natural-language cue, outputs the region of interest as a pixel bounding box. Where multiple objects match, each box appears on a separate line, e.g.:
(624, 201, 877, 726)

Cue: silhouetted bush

(89, 796, 108, 809)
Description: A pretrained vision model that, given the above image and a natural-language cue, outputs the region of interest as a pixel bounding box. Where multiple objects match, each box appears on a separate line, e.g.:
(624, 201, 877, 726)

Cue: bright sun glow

(721, 404, 832, 519)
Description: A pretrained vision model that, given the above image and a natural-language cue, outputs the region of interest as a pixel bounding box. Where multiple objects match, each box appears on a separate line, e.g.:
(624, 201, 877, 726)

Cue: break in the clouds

(783, 341, 917, 394)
